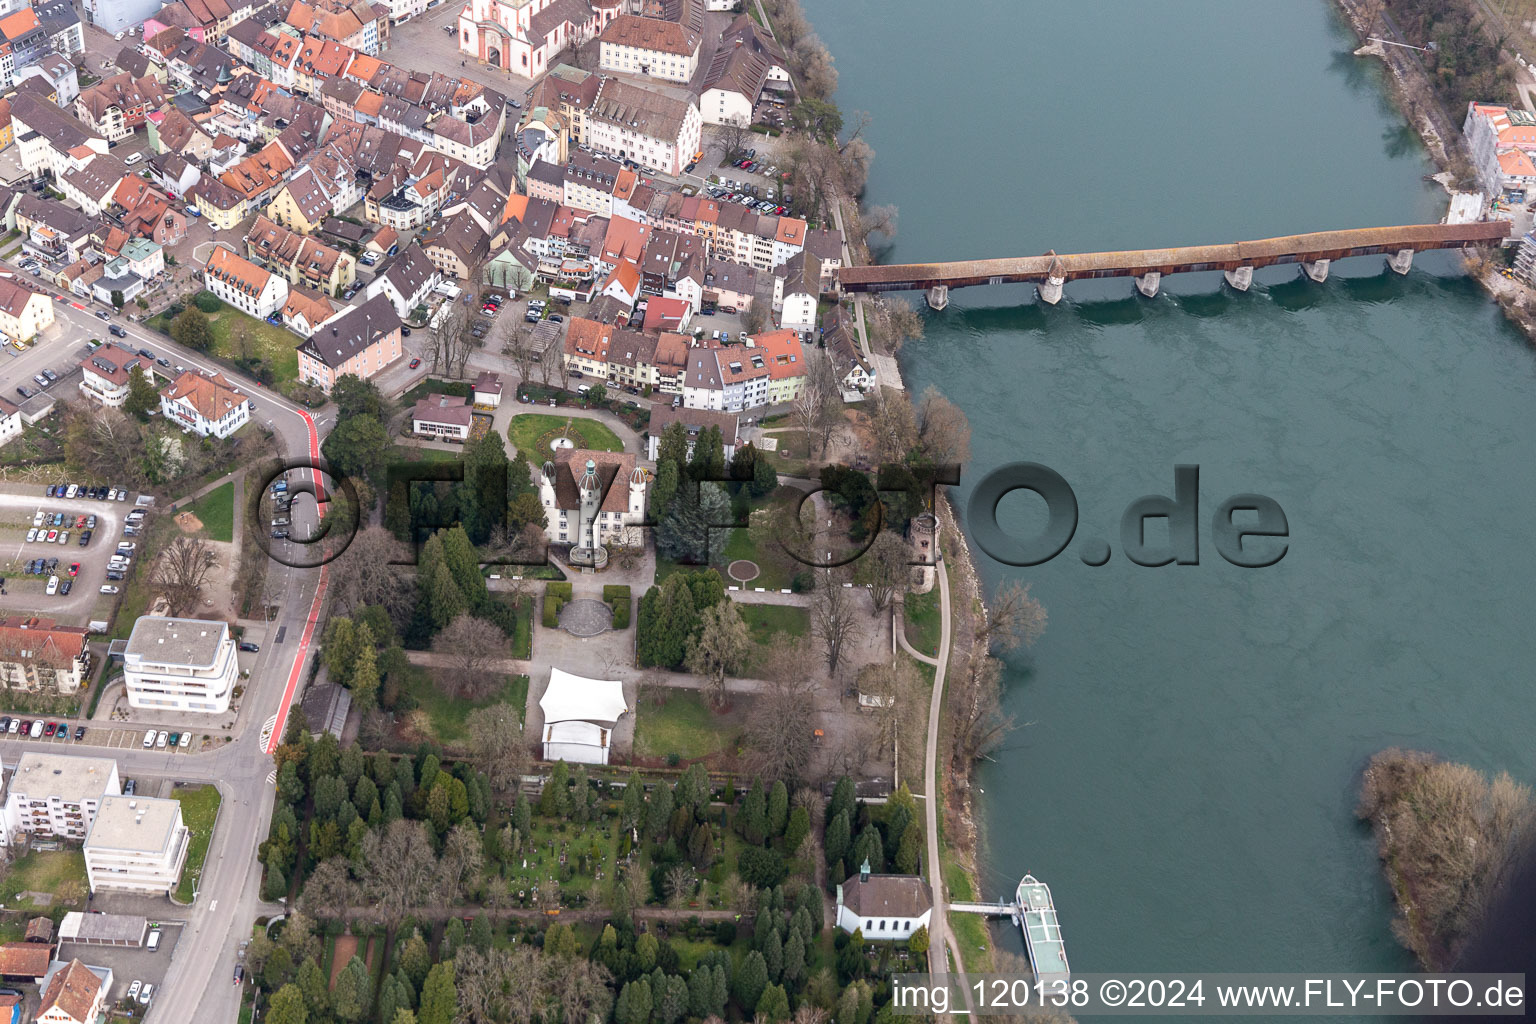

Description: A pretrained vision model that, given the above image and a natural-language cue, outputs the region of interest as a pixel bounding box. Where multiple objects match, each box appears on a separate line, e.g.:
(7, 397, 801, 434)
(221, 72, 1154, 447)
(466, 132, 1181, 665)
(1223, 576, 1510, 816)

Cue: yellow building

(0, 97, 13, 150)
(0, 278, 54, 342)
(265, 167, 332, 236)
(191, 178, 251, 232)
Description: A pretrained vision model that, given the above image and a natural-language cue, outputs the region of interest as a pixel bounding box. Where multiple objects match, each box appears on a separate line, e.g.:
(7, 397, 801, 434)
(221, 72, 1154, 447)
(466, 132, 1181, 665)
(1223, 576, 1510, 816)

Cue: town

(0, 0, 1040, 1021)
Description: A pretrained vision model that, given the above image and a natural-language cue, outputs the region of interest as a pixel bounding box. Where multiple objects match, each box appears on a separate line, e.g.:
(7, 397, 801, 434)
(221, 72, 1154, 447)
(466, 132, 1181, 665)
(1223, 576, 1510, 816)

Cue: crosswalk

(266, 769, 277, 786)
(258, 713, 277, 751)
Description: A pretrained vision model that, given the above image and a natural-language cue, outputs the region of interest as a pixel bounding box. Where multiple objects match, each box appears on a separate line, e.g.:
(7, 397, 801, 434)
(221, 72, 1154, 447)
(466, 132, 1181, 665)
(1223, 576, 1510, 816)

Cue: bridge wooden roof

(838, 222, 1509, 287)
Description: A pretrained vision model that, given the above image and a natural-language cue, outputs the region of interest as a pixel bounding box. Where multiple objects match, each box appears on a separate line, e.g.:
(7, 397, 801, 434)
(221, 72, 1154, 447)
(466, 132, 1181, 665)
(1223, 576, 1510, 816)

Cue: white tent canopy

(539, 668, 627, 726)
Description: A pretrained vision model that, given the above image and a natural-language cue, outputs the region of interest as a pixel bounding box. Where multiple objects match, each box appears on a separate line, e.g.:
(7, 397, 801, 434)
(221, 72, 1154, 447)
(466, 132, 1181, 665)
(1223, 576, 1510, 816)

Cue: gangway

(947, 874, 1070, 986)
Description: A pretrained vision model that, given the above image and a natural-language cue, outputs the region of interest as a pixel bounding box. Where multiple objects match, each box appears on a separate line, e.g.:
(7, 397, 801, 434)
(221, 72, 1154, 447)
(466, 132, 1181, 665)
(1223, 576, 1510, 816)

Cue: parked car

(137, 348, 154, 359)
(79, 530, 92, 545)
(15, 386, 32, 399)
(238, 641, 260, 653)
(128, 981, 142, 1001)
(156, 731, 167, 748)
(107, 570, 125, 580)
(94, 311, 110, 322)
(108, 325, 126, 337)
(26, 528, 36, 543)
(59, 580, 70, 595)
(409, 358, 421, 369)
(28, 720, 42, 738)
(179, 732, 191, 748)
(67, 563, 78, 577)
(74, 725, 85, 740)
(100, 585, 119, 594)
(140, 984, 154, 1005)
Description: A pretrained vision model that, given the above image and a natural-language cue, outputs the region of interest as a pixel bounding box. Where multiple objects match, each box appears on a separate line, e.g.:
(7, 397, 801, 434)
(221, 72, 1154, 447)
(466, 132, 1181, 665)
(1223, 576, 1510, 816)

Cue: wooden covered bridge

(835, 221, 1511, 307)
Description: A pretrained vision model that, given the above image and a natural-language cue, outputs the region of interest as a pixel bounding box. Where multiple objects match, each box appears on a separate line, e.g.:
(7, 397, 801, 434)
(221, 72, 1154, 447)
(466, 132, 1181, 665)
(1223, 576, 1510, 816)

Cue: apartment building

(78, 344, 154, 408)
(0, 616, 90, 694)
(1, 753, 119, 843)
(83, 795, 191, 896)
(159, 369, 251, 439)
(295, 293, 403, 390)
(122, 616, 239, 713)
(204, 245, 289, 319)
(581, 77, 700, 176)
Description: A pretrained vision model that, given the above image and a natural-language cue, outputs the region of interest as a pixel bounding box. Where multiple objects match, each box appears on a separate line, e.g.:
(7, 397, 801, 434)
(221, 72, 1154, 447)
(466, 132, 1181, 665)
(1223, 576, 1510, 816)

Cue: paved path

(920, 552, 965, 1010)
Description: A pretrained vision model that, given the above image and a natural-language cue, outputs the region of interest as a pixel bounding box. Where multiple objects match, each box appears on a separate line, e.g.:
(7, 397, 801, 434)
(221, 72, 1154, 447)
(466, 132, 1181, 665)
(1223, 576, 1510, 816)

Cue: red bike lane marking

(265, 410, 328, 756)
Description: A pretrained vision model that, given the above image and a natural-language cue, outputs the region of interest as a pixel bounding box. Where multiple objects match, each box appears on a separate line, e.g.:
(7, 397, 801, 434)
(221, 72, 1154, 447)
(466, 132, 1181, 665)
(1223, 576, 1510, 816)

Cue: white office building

(122, 617, 238, 713)
(0, 752, 120, 844)
(84, 795, 190, 896)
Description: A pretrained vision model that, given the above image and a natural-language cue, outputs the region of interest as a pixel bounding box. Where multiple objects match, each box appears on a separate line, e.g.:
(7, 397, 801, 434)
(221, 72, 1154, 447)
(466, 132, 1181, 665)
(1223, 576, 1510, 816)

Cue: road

(15, 298, 334, 1024)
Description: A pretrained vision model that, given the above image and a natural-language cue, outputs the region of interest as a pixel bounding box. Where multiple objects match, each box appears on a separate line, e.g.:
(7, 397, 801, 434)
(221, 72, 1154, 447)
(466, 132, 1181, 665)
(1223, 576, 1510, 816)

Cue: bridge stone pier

(1223, 266, 1254, 292)
(835, 222, 1511, 306)
(1301, 258, 1331, 283)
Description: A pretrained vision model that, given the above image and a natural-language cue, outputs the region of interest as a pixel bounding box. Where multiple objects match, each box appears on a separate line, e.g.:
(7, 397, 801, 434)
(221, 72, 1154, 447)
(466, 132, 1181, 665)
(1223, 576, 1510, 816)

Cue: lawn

(0, 850, 87, 907)
(146, 293, 301, 389)
(942, 848, 996, 974)
(173, 783, 223, 903)
(632, 690, 735, 762)
(718, 527, 792, 590)
(182, 480, 235, 542)
(903, 587, 942, 658)
(387, 444, 462, 465)
(402, 667, 528, 746)
(738, 602, 809, 643)
(507, 414, 624, 459)
(759, 429, 812, 477)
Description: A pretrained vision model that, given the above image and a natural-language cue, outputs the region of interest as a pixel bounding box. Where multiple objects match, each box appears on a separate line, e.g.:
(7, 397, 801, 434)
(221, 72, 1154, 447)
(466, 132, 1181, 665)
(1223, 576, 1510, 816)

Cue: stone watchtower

(909, 511, 940, 594)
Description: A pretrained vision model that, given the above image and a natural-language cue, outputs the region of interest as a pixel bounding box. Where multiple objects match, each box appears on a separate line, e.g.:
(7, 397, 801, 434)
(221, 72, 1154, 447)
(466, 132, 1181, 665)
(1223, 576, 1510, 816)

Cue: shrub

(542, 597, 561, 629)
(546, 581, 572, 603)
(715, 921, 737, 945)
(193, 291, 223, 313)
(791, 571, 815, 593)
(611, 599, 630, 630)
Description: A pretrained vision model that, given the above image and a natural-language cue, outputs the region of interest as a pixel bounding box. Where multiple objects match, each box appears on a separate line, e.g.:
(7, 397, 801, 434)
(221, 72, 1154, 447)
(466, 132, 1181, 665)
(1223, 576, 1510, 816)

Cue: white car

(117, 543, 136, 552)
(100, 585, 120, 595)
(25, 528, 36, 542)
(139, 983, 154, 1005)
(156, 730, 168, 748)
(29, 720, 41, 738)
(32, 511, 43, 528)
(57, 531, 68, 545)
(127, 981, 141, 1001)
(179, 732, 191, 748)
(106, 488, 118, 501)
(5, 719, 16, 734)
(142, 729, 156, 748)
(45, 575, 58, 595)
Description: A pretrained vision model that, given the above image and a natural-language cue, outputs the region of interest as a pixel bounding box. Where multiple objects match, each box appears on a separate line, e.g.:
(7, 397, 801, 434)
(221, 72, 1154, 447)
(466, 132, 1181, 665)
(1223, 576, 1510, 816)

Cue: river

(801, 0, 1536, 984)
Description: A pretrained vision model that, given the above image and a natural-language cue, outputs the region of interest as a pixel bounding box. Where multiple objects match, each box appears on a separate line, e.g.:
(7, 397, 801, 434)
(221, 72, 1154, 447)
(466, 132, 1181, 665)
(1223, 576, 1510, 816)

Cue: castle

(538, 447, 646, 567)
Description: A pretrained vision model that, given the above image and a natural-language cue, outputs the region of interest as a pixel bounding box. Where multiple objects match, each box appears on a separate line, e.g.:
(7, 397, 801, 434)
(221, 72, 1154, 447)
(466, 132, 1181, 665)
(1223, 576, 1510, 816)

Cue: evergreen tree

(829, 775, 856, 824)
(785, 806, 811, 852)
(635, 932, 659, 973)
(399, 931, 432, 990)
(837, 930, 865, 981)
(657, 480, 730, 564)
(688, 966, 714, 1018)
(350, 643, 380, 712)
(657, 973, 688, 1024)
(621, 773, 644, 831)
(651, 458, 679, 521)
(852, 824, 884, 874)
(710, 963, 730, 1017)
(468, 914, 492, 951)
(332, 956, 372, 1022)
(441, 918, 465, 959)
(377, 975, 402, 1024)
(657, 421, 690, 472)
(687, 822, 715, 870)
(439, 526, 488, 608)
(262, 863, 288, 902)
(735, 950, 768, 1012)
(762, 926, 783, 982)
(757, 983, 790, 1022)
(539, 760, 570, 817)
(264, 946, 294, 991)
(297, 957, 329, 1017)
(418, 962, 458, 1024)
(267, 984, 308, 1024)
(896, 821, 923, 875)
(619, 979, 652, 1024)
(782, 928, 805, 989)
(688, 424, 726, 481)
(645, 783, 674, 842)
(740, 779, 768, 844)
(123, 365, 160, 419)
(767, 780, 789, 837)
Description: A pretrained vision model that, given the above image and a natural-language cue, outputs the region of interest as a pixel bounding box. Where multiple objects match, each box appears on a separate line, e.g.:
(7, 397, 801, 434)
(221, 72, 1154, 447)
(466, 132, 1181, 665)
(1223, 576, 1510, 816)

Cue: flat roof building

(84, 796, 190, 897)
(0, 753, 119, 844)
(121, 616, 237, 713)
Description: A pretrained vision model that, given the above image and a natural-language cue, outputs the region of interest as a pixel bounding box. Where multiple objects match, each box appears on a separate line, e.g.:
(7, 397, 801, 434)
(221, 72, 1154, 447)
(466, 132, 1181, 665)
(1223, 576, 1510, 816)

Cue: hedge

(542, 596, 562, 629)
(604, 584, 631, 630)
(545, 582, 573, 602)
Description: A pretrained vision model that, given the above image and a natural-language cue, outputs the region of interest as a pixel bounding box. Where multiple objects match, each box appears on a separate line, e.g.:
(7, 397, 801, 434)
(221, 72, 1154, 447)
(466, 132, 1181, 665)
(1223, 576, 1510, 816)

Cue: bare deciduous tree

(152, 535, 219, 615)
(330, 526, 413, 624)
(810, 568, 858, 675)
(977, 579, 1048, 654)
(867, 387, 918, 465)
(664, 863, 696, 908)
(685, 600, 752, 707)
(466, 702, 531, 806)
(431, 613, 507, 699)
(504, 323, 538, 385)
(856, 656, 923, 759)
(440, 822, 485, 903)
(741, 298, 771, 335)
(743, 632, 819, 782)
(299, 857, 359, 920)
(854, 528, 909, 613)
(917, 385, 971, 467)
(950, 655, 1013, 767)
(360, 819, 439, 926)
(428, 299, 467, 377)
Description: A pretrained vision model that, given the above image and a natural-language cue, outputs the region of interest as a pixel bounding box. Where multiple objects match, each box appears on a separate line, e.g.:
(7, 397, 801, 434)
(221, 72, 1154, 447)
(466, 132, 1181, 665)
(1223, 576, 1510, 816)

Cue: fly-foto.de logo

(966, 464, 1289, 568)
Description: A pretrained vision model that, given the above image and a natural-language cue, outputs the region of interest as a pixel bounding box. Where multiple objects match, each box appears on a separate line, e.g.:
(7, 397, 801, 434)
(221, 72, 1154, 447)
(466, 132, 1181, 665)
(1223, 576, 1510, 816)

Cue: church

(457, 0, 622, 79)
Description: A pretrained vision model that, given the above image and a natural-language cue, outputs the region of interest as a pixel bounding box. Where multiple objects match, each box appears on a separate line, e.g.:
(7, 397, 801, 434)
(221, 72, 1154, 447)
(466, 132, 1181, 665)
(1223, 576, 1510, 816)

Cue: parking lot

(0, 720, 207, 750)
(0, 485, 142, 621)
(60, 922, 185, 1012)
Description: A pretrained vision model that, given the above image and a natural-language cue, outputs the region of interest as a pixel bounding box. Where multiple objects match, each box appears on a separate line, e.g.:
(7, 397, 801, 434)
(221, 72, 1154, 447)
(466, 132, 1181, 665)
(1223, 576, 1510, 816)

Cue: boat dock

(948, 873, 1070, 986)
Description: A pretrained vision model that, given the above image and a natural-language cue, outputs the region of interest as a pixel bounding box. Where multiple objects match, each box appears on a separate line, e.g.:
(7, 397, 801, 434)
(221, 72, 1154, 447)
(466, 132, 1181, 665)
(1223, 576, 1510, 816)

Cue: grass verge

(173, 783, 223, 903)
(903, 587, 941, 658)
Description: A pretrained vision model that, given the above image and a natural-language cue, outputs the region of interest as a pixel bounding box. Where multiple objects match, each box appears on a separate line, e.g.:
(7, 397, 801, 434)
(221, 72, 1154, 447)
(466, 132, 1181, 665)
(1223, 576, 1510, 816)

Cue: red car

(67, 563, 79, 577)
(43, 722, 56, 737)
(409, 358, 421, 369)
